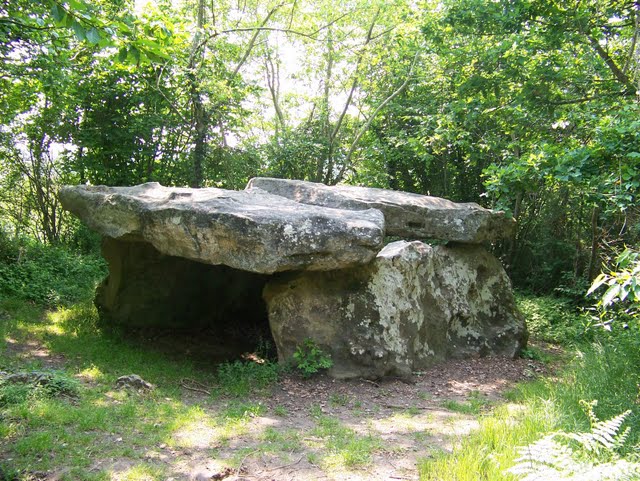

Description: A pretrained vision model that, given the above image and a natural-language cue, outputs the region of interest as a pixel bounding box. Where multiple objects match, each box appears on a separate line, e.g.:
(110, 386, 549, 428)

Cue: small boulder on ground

(115, 374, 154, 391)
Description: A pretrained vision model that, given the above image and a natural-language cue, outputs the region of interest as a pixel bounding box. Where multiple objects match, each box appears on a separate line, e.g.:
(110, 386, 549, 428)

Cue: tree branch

(335, 49, 420, 184)
(586, 34, 635, 91)
(330, 9, 379, 143)
(232, 4, 284, 77)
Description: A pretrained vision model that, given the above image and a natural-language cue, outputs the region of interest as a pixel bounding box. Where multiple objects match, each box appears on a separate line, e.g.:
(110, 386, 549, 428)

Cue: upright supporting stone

(264, 241, 527, 379)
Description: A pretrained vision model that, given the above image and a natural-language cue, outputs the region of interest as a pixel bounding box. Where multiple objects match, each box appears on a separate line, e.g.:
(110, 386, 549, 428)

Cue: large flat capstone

(246, 177, 514, 243)
(58, 183, 385, 274)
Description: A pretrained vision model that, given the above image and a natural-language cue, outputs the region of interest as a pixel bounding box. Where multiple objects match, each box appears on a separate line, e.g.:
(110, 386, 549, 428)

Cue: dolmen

(59, 178, 527, 379)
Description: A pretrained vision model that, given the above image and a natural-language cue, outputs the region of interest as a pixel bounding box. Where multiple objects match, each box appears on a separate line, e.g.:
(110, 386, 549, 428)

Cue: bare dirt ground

(3, 337, 548, 481)
(199, 357, 543, 481)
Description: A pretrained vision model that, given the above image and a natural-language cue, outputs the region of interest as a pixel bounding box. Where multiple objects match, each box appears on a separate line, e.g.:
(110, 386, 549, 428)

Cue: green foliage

(215, 360, 279, 397)
(0, 371, 81, 407)
(292, 338, 333, 378)
(516, 294, 592, 344)
(588, 248, 640, 325)
(0, 235, 106, 306)
(508, 402, 639, 481)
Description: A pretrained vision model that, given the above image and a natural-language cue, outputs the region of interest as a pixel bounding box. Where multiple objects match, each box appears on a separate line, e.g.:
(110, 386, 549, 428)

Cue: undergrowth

(0, 235, 106, 306)
(516, 293, 594, 344)
(419, 295, 640, 480)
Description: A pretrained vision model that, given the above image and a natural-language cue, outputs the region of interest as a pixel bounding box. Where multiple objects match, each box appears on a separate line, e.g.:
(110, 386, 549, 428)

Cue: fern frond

(508, 406, 640, 481)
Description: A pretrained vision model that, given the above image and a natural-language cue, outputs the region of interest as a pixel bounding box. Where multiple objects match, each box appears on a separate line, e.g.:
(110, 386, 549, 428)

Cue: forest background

(1, 0, 639, 298)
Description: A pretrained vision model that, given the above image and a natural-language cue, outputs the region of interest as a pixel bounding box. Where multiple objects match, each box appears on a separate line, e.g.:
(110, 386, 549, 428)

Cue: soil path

(3, 337, 545, 481)
(150, 357, 543, 481)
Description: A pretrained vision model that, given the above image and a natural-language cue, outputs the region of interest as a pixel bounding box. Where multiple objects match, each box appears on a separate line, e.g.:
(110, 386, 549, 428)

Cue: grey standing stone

(263, 241, 527, 379)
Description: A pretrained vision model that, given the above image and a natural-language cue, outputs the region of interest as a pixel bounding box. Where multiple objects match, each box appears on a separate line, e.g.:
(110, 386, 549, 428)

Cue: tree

(352, 0, 640, 292)
(258, 0, 423, 184)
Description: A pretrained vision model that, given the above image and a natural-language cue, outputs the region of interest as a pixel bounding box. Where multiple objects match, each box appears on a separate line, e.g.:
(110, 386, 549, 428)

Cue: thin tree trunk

(507, 190, 523, 272)
(588, 205, 601, 281)
(189, 0, 207, 188)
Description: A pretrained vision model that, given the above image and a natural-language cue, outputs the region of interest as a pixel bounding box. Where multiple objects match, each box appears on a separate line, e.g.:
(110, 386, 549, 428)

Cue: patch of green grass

(309, 403, 323, 417)
(261, 427, 302, 452)
(419, 329, 640, 480)
(440, 392, 489, 416)
(412, 429, 432, 443)
(13, 430, 55, 457)
(420, 400, 558, 480)
(519, 345, 554, 363)
(417, 391, 431, 401)
(0, 370, 82, 408)
(310, 415, 382, 469)
(120, 463, 167, 481)
(273, 405, 288, 417)
(516, 293, 592, 344)
(329, 393, 350, 407)
(440, 399, 476, 415)
(0, 298, 230, 477)
(404, 405, 422, 416)
(221, 401, 266, 420)
(215, 360, 279, 397)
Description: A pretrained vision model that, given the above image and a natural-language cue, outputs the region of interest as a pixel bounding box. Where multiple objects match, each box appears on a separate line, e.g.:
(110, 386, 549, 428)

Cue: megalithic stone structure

(59, 179, 527, 379)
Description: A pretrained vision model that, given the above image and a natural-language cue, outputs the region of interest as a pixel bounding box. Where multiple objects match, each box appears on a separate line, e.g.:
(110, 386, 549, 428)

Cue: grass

(310, 414, 382, 469)
(0, 294, 388, 479)
(0, 298, 283, 480)
(440, 391, 491, 416)
(215, 360, 279, 397)
(418, 296, 640, 480)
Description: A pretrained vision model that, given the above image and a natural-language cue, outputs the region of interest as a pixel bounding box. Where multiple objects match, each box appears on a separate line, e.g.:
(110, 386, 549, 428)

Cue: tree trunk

(587, 205, 601, 281)
(507, 190, 523, 272)
(189, 0, 207, 188)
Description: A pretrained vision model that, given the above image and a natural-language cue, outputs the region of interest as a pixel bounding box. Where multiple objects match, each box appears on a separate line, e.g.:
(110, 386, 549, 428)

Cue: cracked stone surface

(247, 177, 514, 243)
(264, 241, 527, 379)
(59, 182, 385, 274)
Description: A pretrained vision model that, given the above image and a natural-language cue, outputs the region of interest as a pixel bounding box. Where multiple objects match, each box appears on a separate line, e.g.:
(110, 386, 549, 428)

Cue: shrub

(0, 238, 106, 306)
(293, 338, 333, 378)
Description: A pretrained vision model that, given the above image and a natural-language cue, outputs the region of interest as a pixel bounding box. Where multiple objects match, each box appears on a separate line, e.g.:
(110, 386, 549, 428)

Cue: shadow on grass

(0, 299, 287, 480)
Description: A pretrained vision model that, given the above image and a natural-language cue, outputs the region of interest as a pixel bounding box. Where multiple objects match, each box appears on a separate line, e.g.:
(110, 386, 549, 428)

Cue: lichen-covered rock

(246, 177, 514, 243)
(263, 241, 526, 379)
(115, 374, 154, 391)
(59, 183, 385, 274)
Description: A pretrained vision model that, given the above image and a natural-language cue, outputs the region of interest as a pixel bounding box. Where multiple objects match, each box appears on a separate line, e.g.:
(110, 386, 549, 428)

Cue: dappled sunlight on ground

(0, 301, 546, 481)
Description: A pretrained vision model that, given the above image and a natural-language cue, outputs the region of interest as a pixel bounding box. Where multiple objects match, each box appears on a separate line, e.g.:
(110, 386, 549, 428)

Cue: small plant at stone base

(216, 360, 279, 397)
(293, 338, 333, 378)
